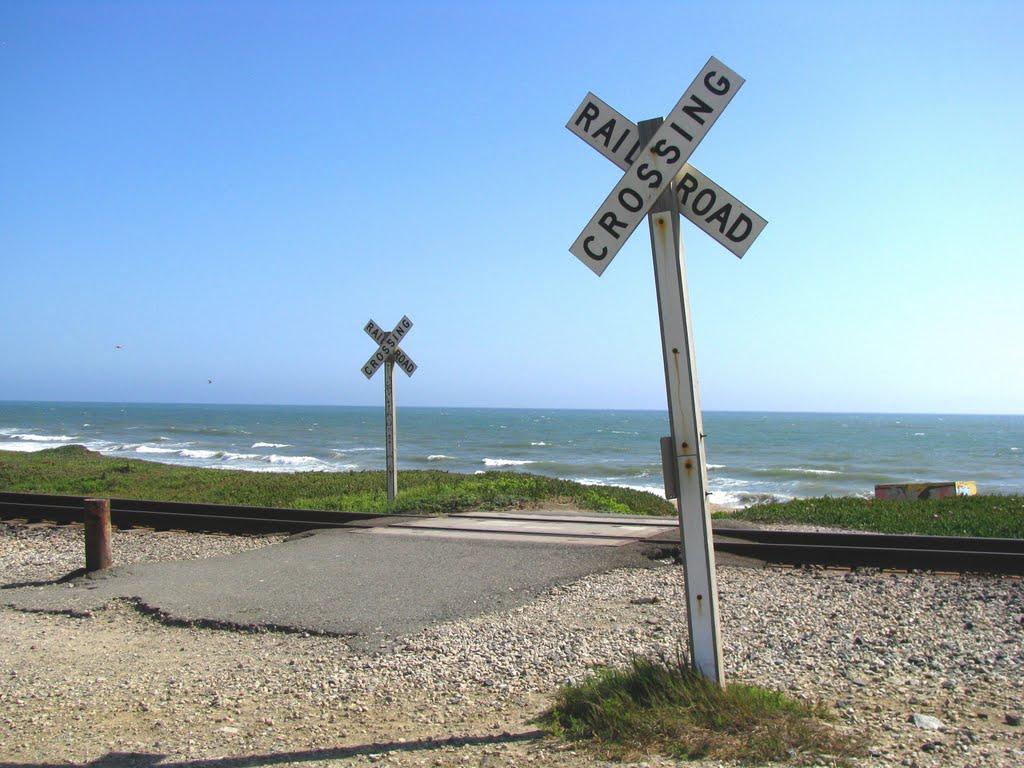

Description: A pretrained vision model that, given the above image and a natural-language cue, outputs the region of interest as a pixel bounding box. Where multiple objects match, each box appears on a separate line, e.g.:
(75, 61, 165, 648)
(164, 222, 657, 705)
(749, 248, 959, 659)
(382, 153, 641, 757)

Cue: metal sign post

(565, 57, 767, 685)
(362, 316, 417, 502)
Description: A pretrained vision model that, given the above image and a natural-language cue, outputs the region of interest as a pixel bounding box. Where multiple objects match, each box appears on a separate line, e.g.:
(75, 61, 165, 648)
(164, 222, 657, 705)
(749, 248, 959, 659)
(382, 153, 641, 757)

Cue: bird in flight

(207, 379, 214, 384)
(114, 345, 124, 350)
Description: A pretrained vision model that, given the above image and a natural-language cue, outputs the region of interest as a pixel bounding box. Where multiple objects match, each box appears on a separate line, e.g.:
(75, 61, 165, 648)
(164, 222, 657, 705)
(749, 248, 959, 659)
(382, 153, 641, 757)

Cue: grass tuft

(542, 657, 859, 764)
(0, 446, 674, 516)
(716, 494, 1024, 538)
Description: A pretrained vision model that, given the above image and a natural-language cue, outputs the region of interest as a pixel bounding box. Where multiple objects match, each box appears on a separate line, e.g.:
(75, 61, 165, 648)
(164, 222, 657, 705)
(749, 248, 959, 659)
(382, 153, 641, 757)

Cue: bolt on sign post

(565, 57, 767, 685)
(361, 316, 417, 501)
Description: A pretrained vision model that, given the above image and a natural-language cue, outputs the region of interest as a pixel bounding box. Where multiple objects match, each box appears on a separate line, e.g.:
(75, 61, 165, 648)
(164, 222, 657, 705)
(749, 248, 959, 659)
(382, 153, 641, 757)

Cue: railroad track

(713, 528, 1024, 575)
(2, 492, 1022, 574)
(0, 492, 380, 534)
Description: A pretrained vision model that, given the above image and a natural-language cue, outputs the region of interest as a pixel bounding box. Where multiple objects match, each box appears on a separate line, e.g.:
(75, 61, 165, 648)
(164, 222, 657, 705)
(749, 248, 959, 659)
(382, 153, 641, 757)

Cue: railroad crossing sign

(361, 316, 417, 501)
(566, 57, 767, 685)
(567, 91, 766, 260)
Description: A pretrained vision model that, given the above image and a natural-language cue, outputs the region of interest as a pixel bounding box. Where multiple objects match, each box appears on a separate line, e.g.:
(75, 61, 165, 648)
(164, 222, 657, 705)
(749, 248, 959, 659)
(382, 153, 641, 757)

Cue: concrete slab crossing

(378, 511, 678, 546)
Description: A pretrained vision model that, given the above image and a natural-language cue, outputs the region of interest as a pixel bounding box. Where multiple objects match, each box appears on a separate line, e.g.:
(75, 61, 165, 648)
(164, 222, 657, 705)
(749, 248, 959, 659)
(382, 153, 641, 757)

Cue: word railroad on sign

(566, 56, 767, 685)
(361, 316, 417, 501)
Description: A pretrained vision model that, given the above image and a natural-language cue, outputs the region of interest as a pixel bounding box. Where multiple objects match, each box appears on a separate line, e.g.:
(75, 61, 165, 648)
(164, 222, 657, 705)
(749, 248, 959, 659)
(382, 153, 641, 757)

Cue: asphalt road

(4, 527, 671, 650)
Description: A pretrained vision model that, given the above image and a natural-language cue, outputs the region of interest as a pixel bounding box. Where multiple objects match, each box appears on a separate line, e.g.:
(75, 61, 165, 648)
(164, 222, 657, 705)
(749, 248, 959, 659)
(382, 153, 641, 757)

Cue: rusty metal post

(83, 498, 113, 571)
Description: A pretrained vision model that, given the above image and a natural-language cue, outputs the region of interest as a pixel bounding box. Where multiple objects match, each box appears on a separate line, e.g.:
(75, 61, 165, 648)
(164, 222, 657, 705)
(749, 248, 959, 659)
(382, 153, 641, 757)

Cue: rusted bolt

(697, 594, 703, 601)
(685, 460, 693, 469)
(681, 441, 689, 449)
(672, 347, 679, 354)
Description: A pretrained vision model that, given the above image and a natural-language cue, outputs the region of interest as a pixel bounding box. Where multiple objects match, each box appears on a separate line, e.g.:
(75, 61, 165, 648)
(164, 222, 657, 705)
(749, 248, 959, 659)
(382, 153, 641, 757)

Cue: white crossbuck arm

(361, 317, 417, 378)
(567, 92, 767, 261)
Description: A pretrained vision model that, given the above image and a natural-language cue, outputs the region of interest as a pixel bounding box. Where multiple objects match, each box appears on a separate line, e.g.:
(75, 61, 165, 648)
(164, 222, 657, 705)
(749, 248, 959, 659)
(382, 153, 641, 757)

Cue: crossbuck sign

(566, 57, 766, 685)
(362, 316, 417, 501)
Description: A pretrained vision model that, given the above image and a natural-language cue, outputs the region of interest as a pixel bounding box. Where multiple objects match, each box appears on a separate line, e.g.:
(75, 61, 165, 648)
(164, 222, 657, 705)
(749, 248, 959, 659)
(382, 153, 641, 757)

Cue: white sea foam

(574, 477, 666, 498)
(427, 454, 454, 461)
(1011, 447, 1020, 452)
(264, 454, 320, 465)
(0, 441, 66, 452)
(136, 445, 178, 454)
(914, 432, 925, 436)
(248, 454, 335, 472)
(11, 433, 76, 442)
(530, 441, 548, 446)
(252, 442, 291, 448)
(708, 490, 743, 507)
(483, 458, 535, 467)
(709, 490, 792, 509)
(181, 449, 220, 460)
(706, 463, 726, 470)
(784, 467, 839, 476)
(331, 447, 385, 454)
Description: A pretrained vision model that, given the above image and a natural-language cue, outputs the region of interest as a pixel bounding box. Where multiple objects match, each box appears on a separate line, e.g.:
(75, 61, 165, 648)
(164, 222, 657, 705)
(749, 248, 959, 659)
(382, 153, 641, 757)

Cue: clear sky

(2, 1, 1022, 413)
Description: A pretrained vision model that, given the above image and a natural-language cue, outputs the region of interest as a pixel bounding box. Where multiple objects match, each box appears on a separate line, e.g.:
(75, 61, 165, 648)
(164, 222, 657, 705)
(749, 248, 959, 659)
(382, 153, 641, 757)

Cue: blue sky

(2, 1, 1022, 413)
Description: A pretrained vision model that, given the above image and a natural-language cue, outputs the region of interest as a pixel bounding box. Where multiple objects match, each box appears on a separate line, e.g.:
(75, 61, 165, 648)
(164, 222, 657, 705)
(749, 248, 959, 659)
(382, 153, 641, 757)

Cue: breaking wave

(11, 433, 76, 442)
(483, 458, 535, 467)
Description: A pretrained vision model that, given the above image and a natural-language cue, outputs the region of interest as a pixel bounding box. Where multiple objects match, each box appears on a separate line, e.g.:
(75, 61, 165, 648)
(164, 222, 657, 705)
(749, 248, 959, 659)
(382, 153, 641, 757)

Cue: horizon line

(0, 398, 1022, 418)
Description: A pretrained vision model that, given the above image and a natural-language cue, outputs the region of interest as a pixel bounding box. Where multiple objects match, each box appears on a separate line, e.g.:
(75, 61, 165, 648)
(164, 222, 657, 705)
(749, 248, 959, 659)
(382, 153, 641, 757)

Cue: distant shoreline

(2, 399, 1023, 418)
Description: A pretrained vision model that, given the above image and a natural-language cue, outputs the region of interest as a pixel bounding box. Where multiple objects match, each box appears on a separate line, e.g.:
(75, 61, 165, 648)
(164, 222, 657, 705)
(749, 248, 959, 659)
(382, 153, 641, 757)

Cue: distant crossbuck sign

(565, 56, 768, 687)
(361, 315, 417, 502)
(362, 316, 417, 379)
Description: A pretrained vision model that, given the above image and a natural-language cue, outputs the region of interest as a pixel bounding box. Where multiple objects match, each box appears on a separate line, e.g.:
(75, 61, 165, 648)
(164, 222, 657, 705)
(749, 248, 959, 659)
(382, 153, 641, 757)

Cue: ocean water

(1, 402, 1022, 507)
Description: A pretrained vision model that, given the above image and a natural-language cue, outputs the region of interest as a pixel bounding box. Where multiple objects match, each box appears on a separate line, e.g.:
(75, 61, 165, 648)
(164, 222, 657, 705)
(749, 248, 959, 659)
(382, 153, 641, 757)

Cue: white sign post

(362, 316, 417, 501)
(566, 57, 767, 685)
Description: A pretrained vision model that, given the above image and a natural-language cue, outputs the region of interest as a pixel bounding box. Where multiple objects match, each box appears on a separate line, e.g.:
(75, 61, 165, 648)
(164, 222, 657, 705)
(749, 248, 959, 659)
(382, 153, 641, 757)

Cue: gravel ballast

(1, 522, 1022, 767)
(1, 520, 287, 586)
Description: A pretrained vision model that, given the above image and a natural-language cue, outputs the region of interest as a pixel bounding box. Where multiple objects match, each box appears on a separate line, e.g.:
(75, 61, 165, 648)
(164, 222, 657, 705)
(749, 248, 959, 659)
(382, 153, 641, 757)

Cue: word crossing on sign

(362, 316, 417, 379)
(570, 57, 744, 275)
(361, 316, 417, 501)
(566, 56, 767, 686)
(566, 92, 766, 258)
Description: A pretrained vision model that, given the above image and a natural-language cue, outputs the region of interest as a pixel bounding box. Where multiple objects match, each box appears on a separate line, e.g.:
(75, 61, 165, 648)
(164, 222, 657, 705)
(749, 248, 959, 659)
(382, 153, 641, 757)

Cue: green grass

(716, 494, 1024, 538)
(0, 445, 675, 516)
(541, 656, 858, 764)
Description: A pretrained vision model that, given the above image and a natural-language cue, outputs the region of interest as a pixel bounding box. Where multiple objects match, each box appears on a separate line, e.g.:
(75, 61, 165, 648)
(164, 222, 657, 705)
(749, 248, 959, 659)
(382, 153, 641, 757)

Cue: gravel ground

(0, 520, 287, 586)
(1, 522, 1022, 767)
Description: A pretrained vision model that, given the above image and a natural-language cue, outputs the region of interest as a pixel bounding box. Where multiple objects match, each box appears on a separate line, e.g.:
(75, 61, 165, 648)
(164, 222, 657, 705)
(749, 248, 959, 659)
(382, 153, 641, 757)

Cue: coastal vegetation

(721, 494, 1024, 539)
(0, 446, 673, 516)
(2, 447, 1021, 537)
(541, 656, 857, 764)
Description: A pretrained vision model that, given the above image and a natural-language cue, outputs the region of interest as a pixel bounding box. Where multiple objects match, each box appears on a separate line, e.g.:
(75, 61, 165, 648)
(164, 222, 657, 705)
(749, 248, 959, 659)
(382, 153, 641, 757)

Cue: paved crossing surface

(374, 510, 679, 547)
(4, 511, 679, 649)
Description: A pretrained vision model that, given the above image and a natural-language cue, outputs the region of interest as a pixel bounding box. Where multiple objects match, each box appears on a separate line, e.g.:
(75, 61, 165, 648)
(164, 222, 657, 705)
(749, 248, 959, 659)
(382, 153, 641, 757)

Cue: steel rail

(1, 492, 1022, 574)
(712, 528, 1024, 573)
(0, 493, 378, 534)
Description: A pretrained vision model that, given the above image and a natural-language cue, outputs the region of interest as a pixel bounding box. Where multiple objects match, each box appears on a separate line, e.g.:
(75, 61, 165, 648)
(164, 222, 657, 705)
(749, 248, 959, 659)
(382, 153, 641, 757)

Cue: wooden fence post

(83, 498, 113, 571)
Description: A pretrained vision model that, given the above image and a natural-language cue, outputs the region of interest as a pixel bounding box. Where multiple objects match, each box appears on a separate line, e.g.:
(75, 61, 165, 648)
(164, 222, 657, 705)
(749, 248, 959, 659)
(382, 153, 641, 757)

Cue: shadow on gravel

(0, 730, 545, 768)
(1, 568, 86, 590)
